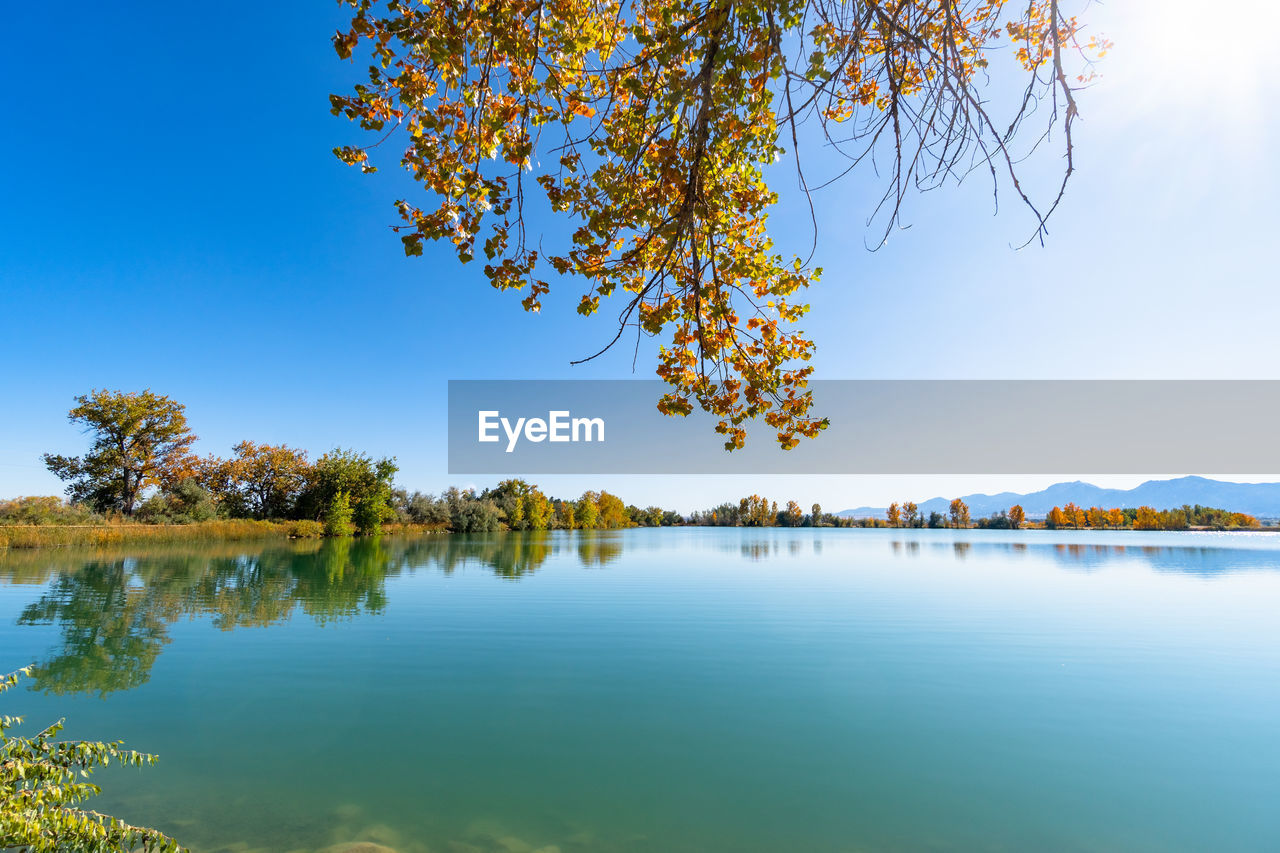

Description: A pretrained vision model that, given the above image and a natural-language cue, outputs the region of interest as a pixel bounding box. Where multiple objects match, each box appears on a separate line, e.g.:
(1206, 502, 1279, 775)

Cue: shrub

(133, 479, 220, 524)
(452, 498, 503, 532)
(282, 519, 325, 539)
(324, 491, 355, 537)
(353, 492, 390, 536)
(0, 496, 100, 525)
(0, 667, 184, 851)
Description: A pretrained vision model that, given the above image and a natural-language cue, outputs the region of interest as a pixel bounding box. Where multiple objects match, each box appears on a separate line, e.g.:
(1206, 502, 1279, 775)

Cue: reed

(0, 519, 326, 549)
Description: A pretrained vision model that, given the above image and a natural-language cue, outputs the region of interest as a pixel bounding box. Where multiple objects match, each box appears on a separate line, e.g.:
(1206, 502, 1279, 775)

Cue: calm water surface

(1, 529, 1278, 852)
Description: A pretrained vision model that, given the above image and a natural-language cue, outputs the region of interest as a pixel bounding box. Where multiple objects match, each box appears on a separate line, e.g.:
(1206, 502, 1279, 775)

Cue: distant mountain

(837, 477, 1280, 520)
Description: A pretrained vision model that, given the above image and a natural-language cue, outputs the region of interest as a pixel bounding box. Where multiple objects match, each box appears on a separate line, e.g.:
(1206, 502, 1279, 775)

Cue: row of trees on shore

(40, 388, 401, 535)
(32, 390, 670, 536)
(17, 390, 1267, 537)
(879, 499, 1259, 530)
(393, 482, 680, 533)
(880, 498, 1000, 529)
(1043, 502, 1259, 530)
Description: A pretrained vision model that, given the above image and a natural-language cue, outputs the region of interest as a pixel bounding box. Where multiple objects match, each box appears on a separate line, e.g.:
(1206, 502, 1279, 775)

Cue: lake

(2, 529, 1278, 852)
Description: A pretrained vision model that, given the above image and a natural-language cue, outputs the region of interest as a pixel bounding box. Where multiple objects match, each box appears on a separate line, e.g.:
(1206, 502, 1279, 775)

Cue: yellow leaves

(656, 393, 693, 417)
(332, 0, 1098, 452)
(1087, 35, 1114, 58)
(822, 102, 855, 122)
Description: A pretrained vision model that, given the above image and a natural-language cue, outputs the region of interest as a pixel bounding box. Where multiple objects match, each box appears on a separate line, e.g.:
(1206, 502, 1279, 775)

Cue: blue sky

(2, 0, 1278, 512)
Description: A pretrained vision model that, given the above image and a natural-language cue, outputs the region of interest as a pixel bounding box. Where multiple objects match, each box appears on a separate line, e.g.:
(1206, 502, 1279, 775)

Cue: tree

(948, 498, 970, 529)
(926, 511, 945, 529)
(523, 490, 553, 530)
(298, 449, 398, 534)
(576, 492, 602, 529)
(597, 491, 630, 528)
(1134, 505, 1161, 530)
(781, 500, 804, 526)
(445, 489, 504, 532)
(1107, 507, 1125, 528)
(641, 505, 666, 526)
(887, 502, 902, 527)
(0, 667, 183, 851)
(739, 494, 774, 526)
(976, 510, 1011, 529)
(394, 490, 451, 526)
(487, 479, 553, 530)
(324, 490, 355, 537)
(554, 499, 579, 530)
(225, 441, 311, 520)
(352, 491, 391, 535)
(43, 390, 196, 516)
(136, 478, 219, 523)
(1008, 504, 1026, 529)
(1046, 506, 1066, 529)
(811, 503, 823, 527)
(902, 501, 919, 528)
(332, 0, 1104, 449)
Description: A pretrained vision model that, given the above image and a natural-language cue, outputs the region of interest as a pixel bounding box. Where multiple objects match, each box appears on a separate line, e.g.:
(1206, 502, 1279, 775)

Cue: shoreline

(1, 521, 1274, 551)
(0, 520, 446, 550)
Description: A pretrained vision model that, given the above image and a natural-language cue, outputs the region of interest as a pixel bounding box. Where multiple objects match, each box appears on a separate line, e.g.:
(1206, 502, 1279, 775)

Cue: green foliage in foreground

(0, 667, 185, 852)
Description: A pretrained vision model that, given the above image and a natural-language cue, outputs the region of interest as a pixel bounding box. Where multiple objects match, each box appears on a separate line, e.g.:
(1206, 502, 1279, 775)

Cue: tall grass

(0, 519, 325, 549)
(381, 522, 448, 535)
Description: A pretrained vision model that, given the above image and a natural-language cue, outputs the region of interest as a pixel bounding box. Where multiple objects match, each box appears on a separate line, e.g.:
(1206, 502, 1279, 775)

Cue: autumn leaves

(332, 0, 1101, 450)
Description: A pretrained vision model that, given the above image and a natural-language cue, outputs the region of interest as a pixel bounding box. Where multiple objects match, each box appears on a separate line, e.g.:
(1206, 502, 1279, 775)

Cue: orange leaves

(566, 98, 597, 119)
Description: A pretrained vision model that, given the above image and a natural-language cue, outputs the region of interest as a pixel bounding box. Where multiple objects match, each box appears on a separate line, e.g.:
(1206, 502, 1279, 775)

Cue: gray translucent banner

(448, 380, 1280, 474)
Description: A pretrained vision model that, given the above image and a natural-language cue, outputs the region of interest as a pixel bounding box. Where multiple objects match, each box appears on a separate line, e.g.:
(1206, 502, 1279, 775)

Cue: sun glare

(1109, 0, 1280, 105)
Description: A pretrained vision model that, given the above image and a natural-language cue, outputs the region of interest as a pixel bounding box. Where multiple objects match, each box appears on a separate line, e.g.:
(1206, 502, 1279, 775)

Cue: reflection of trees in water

(1045, 542, 1280, 576)
(883, 536, 1280, 576)
(1, 533, 588, 696)
(577, 532, 623, 568)
(18, 558, 174, 696)
(390, 532, 559, 577)
(890, 540, 922, 557)
(740, 540, 775, 561)
(13, 539, 399, 696)
(7, 531, 1276, 696)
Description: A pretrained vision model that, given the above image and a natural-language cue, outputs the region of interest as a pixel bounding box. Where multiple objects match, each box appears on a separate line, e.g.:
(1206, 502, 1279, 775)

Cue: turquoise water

(2, 529, 1278, 852)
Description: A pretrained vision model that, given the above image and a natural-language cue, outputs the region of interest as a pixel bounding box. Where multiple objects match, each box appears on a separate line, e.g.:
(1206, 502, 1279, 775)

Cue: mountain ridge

(837, 477, 1280, 520)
